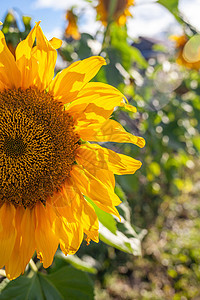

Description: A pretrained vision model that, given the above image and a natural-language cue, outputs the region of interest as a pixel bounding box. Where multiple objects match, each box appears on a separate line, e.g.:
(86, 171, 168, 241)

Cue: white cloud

(32, 0, 85, 10)
(128, 2, 177, 38)
(78, 6, 100, 36)
(127, 0, 200, 39)
(179, 0, 200, 31)
(45, 27, 63, 40)
(32, 0, 200, 39)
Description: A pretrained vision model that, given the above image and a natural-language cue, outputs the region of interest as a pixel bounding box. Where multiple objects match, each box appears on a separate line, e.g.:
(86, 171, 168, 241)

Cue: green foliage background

(1, 1, 200, 299)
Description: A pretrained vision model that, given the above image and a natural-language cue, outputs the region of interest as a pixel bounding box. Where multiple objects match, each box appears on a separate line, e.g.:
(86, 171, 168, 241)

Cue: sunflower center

(0, 87, 80, 208)
(3, 135, 27, 158)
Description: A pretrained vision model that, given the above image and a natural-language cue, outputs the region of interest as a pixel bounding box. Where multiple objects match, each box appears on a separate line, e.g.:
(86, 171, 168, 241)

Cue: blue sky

(0, 0, 64, 37)
(0, 0, 200, 40)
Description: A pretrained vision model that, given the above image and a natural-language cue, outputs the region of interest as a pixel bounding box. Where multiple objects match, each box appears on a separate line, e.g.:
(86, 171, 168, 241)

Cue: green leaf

(59, 44, 74, 62)
(0, 266, 94, 300)
(55, 252, 97, 274)
(158, 0, 198, 32)
(117, 201, 131, 222)
(86, 196, 145, 255)
(0, 273, 44, 300)
(37, 274, 63, 300)
(157, 0, 183, 24)
(109, 23, 147, 70)
(99, 209, 147, 255)
(45, 266, 94, 300)
(76, 33, 94, 59)
(105, 47, 124, 87)
(130, 47, 148, 69)
(115, 183, 127, 203)
(158, 0, 179, 14)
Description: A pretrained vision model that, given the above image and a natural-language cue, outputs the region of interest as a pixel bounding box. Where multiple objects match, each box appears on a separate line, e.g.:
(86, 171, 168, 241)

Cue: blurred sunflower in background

(171, 34, 200, 70)
(65, 9, 80, 40)
(0, 22, 144, 280)
(96, 0, 134, 26)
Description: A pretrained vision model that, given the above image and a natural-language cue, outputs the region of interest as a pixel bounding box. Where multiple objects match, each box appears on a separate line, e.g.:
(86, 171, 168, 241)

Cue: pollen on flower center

(0, 87, 80, 209)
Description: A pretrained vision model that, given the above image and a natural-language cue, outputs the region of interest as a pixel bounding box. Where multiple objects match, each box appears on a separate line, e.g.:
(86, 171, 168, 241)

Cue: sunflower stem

(29, 259, 38, 273)
(36, 261, 43, 270)
(102, 0, 118, 50)
(108, 0, 118, 22)
(0, 269, 6, 277)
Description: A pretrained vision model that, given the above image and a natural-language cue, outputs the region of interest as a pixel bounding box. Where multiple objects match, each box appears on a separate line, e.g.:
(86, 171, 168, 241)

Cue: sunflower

(96, 0, 134, 26)
(65, 10, 80, 40)
(0, 22, 145, 280)
(171, 35, 200, 70)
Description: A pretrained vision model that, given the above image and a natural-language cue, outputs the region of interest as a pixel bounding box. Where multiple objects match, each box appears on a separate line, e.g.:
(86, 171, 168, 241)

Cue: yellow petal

(16, 22, 40, 62)
(81, 199, 99, 243)
(35, 202, 58, 268)
(55, 217, 83, 255)
(76, 143, 142, 175)
(51, 179, 98, 243)
(66, 82, 136, 127)
(71, 165, 121, 218)
(31, 25, 58, 90)
(20, 208, 36, 269)
(6, 207, 35, 280)
(120, 103, 137, 112)
(5, 207, 23, 278)
(50, 179, 83, 223)
(15, 22, 40, 88)
(49, 56, 106, 103)
(16, 23, 57, 90)
(78, 119, 145, 147)
(49, 37, 62, 49)
(0, 204, 16, 269)
(0, 31, 21, 90)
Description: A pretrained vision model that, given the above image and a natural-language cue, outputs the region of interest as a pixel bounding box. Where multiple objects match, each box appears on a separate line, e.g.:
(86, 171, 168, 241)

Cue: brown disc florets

(0, 87, 80, 208)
